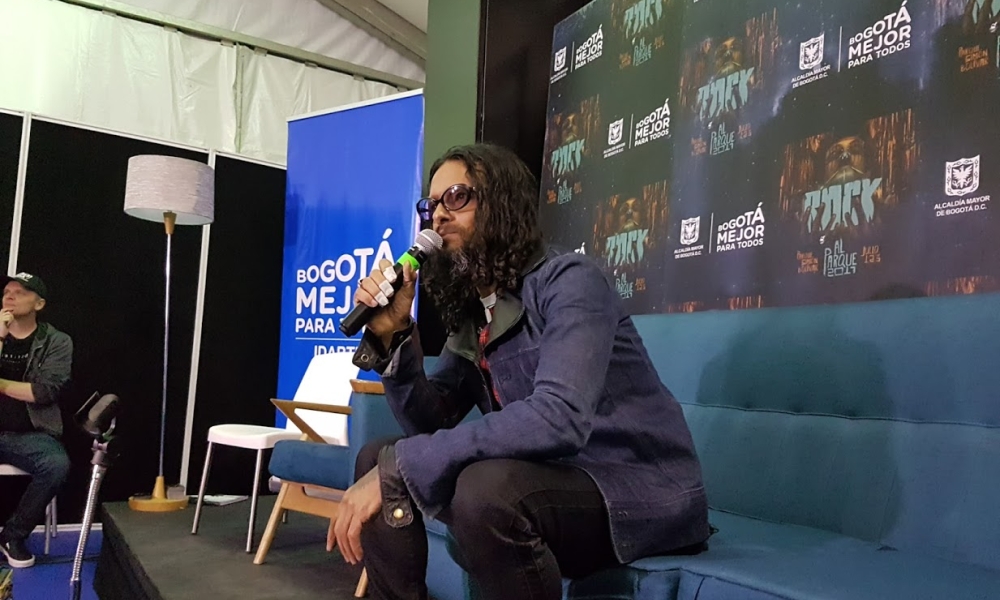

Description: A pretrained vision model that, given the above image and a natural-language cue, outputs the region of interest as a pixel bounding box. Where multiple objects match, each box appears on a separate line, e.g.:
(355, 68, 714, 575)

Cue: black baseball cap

(1, 272, 48, 299)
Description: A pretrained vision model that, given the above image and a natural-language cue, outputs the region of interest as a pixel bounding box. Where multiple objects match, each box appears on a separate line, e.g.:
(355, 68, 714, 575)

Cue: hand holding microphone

(340, 230, 443, 342)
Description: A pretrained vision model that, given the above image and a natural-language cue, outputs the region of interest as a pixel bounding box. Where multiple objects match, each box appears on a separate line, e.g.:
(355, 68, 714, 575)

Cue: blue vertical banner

(277, 90, 424, 426)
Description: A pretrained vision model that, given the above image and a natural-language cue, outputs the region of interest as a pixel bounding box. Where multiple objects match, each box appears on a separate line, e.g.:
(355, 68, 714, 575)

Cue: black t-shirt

(0, 332, 36, 433)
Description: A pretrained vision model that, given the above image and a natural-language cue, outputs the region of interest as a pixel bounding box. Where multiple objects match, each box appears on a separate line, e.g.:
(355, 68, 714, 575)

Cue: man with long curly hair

(334, 144, 709, 600)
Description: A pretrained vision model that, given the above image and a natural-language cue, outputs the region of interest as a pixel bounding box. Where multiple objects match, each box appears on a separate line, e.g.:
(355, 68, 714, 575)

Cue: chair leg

(191, 441, 214, 535)
(354, 568, 369, 598)
(246, 449, 264, 553)
(253, 482, 290, 565)
(281, 509, 288, 524)
(50, 496, 57, 538)
(43, 501, 51, 555)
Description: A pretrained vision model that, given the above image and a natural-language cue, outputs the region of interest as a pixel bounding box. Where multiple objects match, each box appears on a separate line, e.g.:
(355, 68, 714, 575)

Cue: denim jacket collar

(444, 243, 547, 362)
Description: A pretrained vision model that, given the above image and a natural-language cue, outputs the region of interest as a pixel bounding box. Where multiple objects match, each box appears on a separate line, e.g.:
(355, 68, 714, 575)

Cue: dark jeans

(356, 438, 619, 600)
(0, 431, 70, 541)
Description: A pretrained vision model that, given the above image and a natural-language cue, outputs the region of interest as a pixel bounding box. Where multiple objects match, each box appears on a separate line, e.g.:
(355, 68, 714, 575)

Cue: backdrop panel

(278, 91, 424, 432)
(539, 0, 1000, 314)
(17, 120, 204, 521)
(187, 155, 286, 493)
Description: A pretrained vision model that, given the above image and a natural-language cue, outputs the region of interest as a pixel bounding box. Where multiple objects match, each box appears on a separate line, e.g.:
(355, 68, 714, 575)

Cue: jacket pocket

(489, 346, 539, 406)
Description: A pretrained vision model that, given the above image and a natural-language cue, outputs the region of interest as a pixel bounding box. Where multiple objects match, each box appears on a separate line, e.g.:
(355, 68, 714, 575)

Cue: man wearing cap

(0, 273, 73, 568)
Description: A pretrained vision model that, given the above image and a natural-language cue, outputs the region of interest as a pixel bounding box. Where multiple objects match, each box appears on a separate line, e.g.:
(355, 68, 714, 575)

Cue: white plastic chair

(190, 425, 303, 552)
(190, 352, 358, 554)
(0, 464, 57, 555)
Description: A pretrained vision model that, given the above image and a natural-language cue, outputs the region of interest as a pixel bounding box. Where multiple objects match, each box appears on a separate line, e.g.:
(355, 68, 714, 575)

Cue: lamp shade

(123, 155, 215, 225)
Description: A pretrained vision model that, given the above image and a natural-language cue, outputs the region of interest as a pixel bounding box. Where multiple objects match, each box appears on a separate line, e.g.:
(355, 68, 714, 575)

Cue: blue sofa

(273, 293, 1000, 599)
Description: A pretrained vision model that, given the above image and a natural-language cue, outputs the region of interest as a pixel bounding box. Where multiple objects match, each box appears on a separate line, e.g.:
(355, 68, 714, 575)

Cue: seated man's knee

(448, 460, 523, 532)
(38, 449, 70, 484)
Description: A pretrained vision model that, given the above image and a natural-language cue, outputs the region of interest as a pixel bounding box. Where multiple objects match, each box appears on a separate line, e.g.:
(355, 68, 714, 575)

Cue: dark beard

(420, 247, 482, 334)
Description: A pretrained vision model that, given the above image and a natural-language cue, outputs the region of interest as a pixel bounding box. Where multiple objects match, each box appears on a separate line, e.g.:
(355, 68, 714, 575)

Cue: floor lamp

(123, 155, 214, 512)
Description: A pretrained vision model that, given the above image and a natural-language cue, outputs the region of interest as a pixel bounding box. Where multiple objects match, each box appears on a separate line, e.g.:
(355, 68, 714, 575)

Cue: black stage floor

(94, 495, 366, 600)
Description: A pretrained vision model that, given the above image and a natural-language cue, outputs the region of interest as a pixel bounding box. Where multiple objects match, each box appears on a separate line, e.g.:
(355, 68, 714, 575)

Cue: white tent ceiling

(379, 0, 427, 32)
(112, 0, 427, 82)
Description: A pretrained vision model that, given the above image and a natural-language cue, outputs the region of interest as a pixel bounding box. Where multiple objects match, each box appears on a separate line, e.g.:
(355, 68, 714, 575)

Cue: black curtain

(0, 113, 22, 524)
(17, 120, 205, 523)
(0, 113, 19, 256)
(477, 0, 594, 180)
(186, 155, 286, 494)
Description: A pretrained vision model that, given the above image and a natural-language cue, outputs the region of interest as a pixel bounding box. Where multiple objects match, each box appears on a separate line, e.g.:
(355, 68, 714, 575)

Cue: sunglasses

(416, 184, 478, 222)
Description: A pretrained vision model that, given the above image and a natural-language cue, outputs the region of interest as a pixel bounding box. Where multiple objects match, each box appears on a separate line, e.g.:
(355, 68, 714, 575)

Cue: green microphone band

(398, 252, 421, 270)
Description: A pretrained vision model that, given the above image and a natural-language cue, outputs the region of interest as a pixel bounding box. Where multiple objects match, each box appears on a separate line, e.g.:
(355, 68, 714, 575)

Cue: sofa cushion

(677, 546, 1000, 600)
(635, 510, 1000, 600)
(563, 508, 874, 600)
(269, 440, 352, 491)
(632, 296, 1000, 572)
(680, 403, 1000, 571)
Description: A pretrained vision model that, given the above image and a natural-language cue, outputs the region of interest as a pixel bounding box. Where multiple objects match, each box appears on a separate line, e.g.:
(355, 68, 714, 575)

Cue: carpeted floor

(4, 526, 101, 600)
(96, 495, 367, 600)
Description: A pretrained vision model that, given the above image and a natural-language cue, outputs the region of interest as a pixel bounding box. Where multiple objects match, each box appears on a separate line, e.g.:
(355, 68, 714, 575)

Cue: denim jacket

(356, 246, 709, 563)
(20, 322, 73, 438)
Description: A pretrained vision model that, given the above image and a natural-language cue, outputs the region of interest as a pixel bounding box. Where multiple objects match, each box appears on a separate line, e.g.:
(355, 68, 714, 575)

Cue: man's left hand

(330, 465, 382, 565)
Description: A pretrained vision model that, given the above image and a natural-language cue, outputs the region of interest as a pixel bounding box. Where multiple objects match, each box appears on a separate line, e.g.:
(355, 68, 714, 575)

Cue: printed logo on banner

(608, 119, 624, 145)
(800, 33, 824, 70)
(674, 216, 705, 259)
(822, 238, 858, 278)
(680, 216, 700, 245)
(542, 96, 601, 205)
(552, 47, 569, 83)
(575, 26, 604, 71)
(680, 10, 778, 157)
(935, 155, 991, 217)
(592, 180, 669, 301)
(945, 155, 980, 196)
(803, 138, 884, 235)
(791, 33, 832, 89)
(616, 0, 669, 70)
(715, 204, 766, 253)
(779, 113, 919, 239)
(634, 98, 671, 146)
(797, 240, 882, 277)
(294, 229, 398, 337)
(777, 108, 917, 289)
(845, 2, 913, 68)
(604, 118, 627, 159)
(604, 98, 671, 160)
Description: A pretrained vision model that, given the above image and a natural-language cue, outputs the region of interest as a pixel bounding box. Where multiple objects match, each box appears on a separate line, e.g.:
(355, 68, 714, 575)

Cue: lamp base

(129, 476, 187, 512)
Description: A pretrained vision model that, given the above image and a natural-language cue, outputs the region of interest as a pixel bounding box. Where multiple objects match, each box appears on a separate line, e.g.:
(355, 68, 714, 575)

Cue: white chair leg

(281, 510, 288, 524)
(191, 442, 214, 534)
(50, 496, 57, 539)
(246, 449, 264, 553)
(43, 501, 51, 555)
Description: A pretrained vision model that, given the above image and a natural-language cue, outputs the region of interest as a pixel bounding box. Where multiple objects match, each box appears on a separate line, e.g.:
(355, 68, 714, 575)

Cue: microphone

(339, 229, 443, 337)
(76, 392, 121, 440)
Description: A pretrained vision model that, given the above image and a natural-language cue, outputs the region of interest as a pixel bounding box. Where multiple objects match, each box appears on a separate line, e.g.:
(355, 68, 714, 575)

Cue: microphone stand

(69, 393, 120, 600)
(70, 422, 115, 600)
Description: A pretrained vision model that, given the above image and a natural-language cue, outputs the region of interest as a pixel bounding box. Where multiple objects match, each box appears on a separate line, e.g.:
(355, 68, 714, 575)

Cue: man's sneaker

(0, 535, 34, 568)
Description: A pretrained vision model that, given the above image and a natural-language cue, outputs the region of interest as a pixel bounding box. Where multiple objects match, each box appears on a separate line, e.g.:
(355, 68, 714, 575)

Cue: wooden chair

(253, 379, 386, 598)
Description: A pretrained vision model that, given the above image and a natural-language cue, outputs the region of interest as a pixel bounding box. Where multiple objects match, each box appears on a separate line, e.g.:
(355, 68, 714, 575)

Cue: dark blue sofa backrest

(633, 294, 1000, 571)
